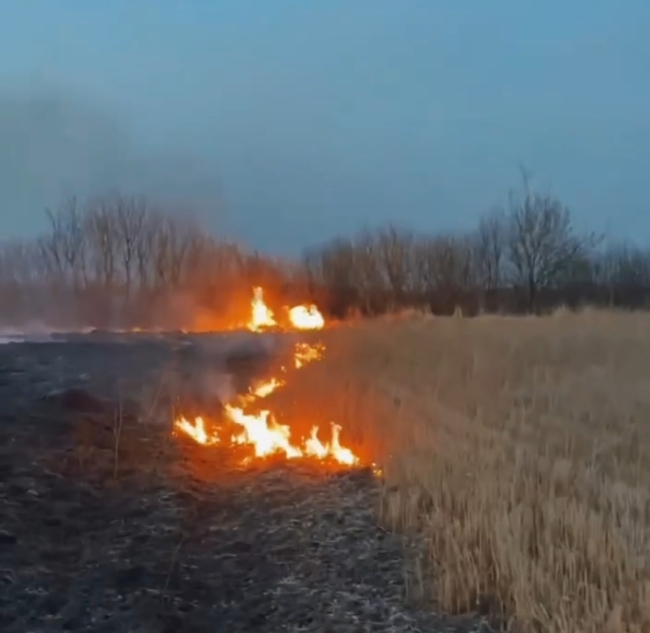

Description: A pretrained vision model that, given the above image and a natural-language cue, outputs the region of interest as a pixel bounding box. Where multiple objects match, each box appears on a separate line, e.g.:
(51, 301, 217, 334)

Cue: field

(0, 333, 455, 633)
(267, 310, 650, 632)
(1, 311, 649, 633)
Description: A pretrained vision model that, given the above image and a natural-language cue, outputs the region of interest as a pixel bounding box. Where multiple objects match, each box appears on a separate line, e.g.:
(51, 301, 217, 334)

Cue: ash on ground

(0, 338, 479, 633)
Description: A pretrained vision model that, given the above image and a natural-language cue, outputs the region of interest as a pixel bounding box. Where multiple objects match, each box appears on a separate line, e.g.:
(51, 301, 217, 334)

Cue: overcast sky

(1, 1, 649, 254)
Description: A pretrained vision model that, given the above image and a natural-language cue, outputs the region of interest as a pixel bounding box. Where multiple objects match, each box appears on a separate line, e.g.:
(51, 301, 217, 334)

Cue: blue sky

(0, 1, 649, 254)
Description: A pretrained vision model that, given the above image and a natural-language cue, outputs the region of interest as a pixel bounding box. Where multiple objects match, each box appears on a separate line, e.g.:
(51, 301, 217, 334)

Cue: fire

(247, 287, 324, 332)
(305, 424, 358, 465)
(251, 377, 285, 398)
(174, 288, 360, 467)
(249, 287, 277, 331)
(293, 341, 324, 368)
(226, 405, 302, 459)
(225, 403, 357, 465)
(220, 364, 357, 465)
(288, 305, 325, 330)
(174, 416, 218, 445)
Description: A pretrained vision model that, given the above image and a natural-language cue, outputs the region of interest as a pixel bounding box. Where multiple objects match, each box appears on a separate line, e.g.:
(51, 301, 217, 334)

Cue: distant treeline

(305, 282, 650, 319)
(2, 171, 650, 328)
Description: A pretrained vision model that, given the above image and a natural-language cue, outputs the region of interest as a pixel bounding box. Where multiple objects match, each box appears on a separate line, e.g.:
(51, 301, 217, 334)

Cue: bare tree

(115, 194, 147, 303)
(40, 196, 88, 290)
(349, 230, 388, 314)
(310, 237, 361, 317)
(135, 208, 163, 292)
(588, 241, 650, 306)
(413, 234, 474, 313)
(375, 225, 415, 306)
(0, 240, 46, 286)
(85, 197, 119, 290)
(506, 169, 596, 310)
(604, 242, 650, 286)
(165, 216, 193, 288)
(474, 208, 506, 291)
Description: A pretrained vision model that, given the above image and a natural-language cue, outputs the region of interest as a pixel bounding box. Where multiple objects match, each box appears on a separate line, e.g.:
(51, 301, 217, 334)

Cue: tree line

(304, 171, 650, 317)
(1, 173, 650, 328)
(0, 193, 302, 329)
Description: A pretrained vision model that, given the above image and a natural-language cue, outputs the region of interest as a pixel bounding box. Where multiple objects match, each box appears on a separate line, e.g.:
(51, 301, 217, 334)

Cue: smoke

(0, 84, 222, 236)
(169, 331, 290, 415)
(0, 84, 237, 334)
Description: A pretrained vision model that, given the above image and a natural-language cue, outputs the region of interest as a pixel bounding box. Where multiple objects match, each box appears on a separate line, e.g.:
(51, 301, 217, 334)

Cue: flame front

(221, 363, 358, 465)
(175, 416, 218, 445)
(225, 405, 302, 459)
(174, 288, 359, 467)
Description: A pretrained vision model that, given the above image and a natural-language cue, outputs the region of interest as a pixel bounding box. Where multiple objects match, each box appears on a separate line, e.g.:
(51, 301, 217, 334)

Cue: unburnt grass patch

(267, 311, 650, 633)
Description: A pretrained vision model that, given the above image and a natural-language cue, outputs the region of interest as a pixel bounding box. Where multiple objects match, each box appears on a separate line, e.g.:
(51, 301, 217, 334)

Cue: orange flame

(247, 287, 324, 333)
(226, 405, 303, 459)
(174, 416, 218, 445)
(293, 342, 324, 368)
(224, 403, 357, 465)
(174, 288, 359, 467)
(288, 305, 324, 330)
(252, 377, 285, 398)
(248, 287, 277, 331)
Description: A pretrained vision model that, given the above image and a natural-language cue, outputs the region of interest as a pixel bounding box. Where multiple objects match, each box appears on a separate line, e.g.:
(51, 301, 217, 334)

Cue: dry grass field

(267, 309, 650, 632)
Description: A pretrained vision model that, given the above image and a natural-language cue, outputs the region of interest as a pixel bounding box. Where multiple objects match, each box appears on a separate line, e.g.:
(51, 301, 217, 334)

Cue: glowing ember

(174, 287, 360, 467)
(288, 305, 325, 330)
(293, 342, 324, 368)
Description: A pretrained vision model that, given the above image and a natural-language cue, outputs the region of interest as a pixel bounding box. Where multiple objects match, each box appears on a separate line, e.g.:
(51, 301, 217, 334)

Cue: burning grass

(173, 339, 359, 466)
(172, 288, 361, 467)
(263, 309, 650, 632)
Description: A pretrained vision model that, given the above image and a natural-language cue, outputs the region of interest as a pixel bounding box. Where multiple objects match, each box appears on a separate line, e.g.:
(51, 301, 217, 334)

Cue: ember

(293, 342, 324, 368)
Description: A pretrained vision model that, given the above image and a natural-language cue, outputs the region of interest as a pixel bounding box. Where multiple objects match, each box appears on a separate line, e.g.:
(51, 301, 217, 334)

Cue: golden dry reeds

(268, 309, 650, 632)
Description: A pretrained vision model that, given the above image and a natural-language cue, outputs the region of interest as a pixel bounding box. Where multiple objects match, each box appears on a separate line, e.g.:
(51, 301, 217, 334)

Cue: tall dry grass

(269, 308, 650, 632)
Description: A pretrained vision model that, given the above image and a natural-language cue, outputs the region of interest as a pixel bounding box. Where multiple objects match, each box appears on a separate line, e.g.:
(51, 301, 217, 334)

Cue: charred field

(0, 333, 458, 633)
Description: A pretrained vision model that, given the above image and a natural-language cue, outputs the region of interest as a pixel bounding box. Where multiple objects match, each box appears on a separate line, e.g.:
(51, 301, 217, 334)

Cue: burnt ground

(0, 337, 481, 633)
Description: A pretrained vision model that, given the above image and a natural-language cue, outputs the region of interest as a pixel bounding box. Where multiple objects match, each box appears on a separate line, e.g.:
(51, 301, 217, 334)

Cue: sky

(0, 1, 649, 255)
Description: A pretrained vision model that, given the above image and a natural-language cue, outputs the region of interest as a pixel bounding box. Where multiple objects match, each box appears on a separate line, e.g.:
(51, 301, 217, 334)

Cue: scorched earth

(0, 290, 468, 632)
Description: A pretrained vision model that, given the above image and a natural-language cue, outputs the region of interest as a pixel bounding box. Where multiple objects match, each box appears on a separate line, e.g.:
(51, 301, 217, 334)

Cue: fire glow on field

(174, 288, 359, 467)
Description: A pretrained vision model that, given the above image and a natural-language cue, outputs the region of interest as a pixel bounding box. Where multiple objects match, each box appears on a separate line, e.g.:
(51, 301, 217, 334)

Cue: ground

(4, 311, 648, 633)
(0, 336, 475, 633)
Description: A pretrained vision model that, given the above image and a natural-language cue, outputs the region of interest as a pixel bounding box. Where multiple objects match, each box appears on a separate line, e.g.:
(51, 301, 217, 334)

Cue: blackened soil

(0, 339, 476, 633)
